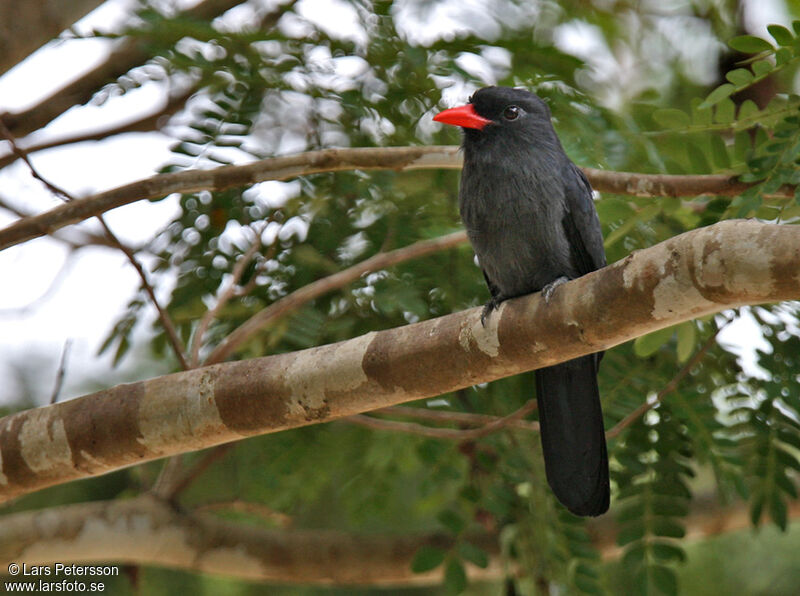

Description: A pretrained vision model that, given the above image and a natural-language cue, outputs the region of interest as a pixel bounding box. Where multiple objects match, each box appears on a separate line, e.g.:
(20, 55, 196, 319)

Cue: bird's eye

(503, 105, 521, 120)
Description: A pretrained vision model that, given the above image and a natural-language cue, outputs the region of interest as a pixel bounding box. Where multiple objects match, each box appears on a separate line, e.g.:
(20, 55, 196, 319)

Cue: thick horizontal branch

(2, 493, 797, 586)
(0, 220, 798, 502)
(0, 146, 785, 251)
(0, 146, 460, 251)
(0, 495, 501, 586)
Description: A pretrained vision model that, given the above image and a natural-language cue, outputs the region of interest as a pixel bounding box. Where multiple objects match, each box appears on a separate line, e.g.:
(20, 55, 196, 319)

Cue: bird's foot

(480, 296, 505, 327)
(541, 277, 569, 304)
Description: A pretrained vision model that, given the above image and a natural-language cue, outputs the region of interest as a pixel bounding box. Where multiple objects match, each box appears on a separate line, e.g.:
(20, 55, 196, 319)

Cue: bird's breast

(459, 163, 576, 297)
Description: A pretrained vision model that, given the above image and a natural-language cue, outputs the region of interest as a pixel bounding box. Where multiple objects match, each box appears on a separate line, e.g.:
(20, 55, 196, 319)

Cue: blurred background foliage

(5, 0, 800, 594)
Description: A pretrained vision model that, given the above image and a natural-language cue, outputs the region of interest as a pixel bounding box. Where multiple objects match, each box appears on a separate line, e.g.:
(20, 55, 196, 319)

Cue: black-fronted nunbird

(434, 86, 609, 516)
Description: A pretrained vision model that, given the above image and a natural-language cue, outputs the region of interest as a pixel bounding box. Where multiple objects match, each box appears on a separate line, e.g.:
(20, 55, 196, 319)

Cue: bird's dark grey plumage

(435, 86, 610, 516)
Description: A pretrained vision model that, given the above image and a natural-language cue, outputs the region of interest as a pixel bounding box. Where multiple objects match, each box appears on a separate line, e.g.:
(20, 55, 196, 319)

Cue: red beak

(433, 104, 492, 130)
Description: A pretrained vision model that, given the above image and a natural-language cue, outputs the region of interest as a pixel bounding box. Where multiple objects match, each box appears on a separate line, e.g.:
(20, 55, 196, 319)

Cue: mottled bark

(1, 494, 796, 585)
(0, 221, 797, 502)
(0, 495, 500, 586)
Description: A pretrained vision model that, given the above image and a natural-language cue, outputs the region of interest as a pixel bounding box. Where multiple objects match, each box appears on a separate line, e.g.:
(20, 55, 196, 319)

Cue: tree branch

(0, 120, 190, 369)
(605, 315, 733, 439)
(0, 89, 193, 171)
(0, 0, 247, 138)
(190, 223, 268, 366)
(0, 496, 501, 586)
(0, 220, 797, 503)
(1, 146, 787, 252)
(349, 400, 539, 440)
(372, 405, 540, 432)
(0, 0, 104, 76)
(205, 228, 467, 364)
(1, 493, 797, 585)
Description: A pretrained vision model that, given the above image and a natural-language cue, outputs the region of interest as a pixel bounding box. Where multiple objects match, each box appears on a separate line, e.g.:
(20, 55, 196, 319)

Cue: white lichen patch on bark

(721, 230, 774, 295)
(77, 450, 107, 473)
(20, 505, 192, 563)
(458, 306, 502, 357)
(283, 332, 375, 415)
(196, 544, 268, 580)
(411, 148, 461, 168)
(138, 369, 231, 454)
(18, 411, 72, 475)
(0, 450, 8, 486)
(622, 251, 649, 291)
(651, 265, 715, 321)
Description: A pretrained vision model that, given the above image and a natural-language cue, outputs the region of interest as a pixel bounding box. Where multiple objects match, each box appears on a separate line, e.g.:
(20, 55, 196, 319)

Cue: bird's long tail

(535, 354, 609, 516)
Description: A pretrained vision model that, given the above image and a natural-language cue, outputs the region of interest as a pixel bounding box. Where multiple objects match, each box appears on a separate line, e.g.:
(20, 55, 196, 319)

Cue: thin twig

(606, 317, 734, 440)
(49, 339, 72, 404)
(0, 120, 189, 369)
(205, 230, 467, 364)
(194, 499, 292, 527)
(0, 89, 193, 171)
(155, 443, 237, 500)
(350, 400, 539, 440)
(372, 405, 539, 432)
(3, 145, 786, 252)
(97, 217, 190, 369)
(189, 222, 269, 366)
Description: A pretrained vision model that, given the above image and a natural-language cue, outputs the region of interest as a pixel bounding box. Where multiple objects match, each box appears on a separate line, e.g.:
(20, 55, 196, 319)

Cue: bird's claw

(480, 302, 495, 327)
(480, 297, 502, 327)
(541, 276, 569, 304)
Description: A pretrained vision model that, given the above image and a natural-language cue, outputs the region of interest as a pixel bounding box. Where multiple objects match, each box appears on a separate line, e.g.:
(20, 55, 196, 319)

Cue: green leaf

(596, 198, 635, 221)
(767, 24, 794, 46)
(750, 493, 765, 527)
(676, 322, 696, 363)
(604, 204, 660, 248)
(700, 83, 734, 109)
(653, 108, 690, 129)
(770, 493, 788, 531)
(752, 59, 773, 77)
(714, 98, 736, 124)
(709, 135, 730, 170)
(457, 542, 489, 568)
(687, 142, 711, 174)
(444, 559, 467, 594)
(622, 542, 646, 566)
(617, 520, 646, 546)
(725, 68, 753, 87)
(651, 565, 678, 596)
(738, 99, 759, 122)
(651, 517, 686, 539)
(651, 542, 686, 563)
(690, 97, 712, 125)
(775, 47, 793, 65)
(728, 35, 774, 54)
(634, 327, 675, 358)
(113, 336, 130, 367)
(438, 509, 465, 534)
(411, 545, 445, 573)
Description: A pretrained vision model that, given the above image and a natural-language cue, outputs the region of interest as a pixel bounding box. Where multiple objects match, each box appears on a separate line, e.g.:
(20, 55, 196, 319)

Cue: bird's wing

(482, 269, 501, 298)
(562, 163, 606, 275)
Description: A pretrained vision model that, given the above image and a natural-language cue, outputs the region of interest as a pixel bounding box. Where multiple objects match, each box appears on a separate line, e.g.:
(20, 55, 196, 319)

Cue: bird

(433, 86, 609, 516)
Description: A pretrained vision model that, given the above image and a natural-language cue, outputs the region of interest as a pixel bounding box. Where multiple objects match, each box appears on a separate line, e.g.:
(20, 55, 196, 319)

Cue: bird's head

(433, 86, 557, 151)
